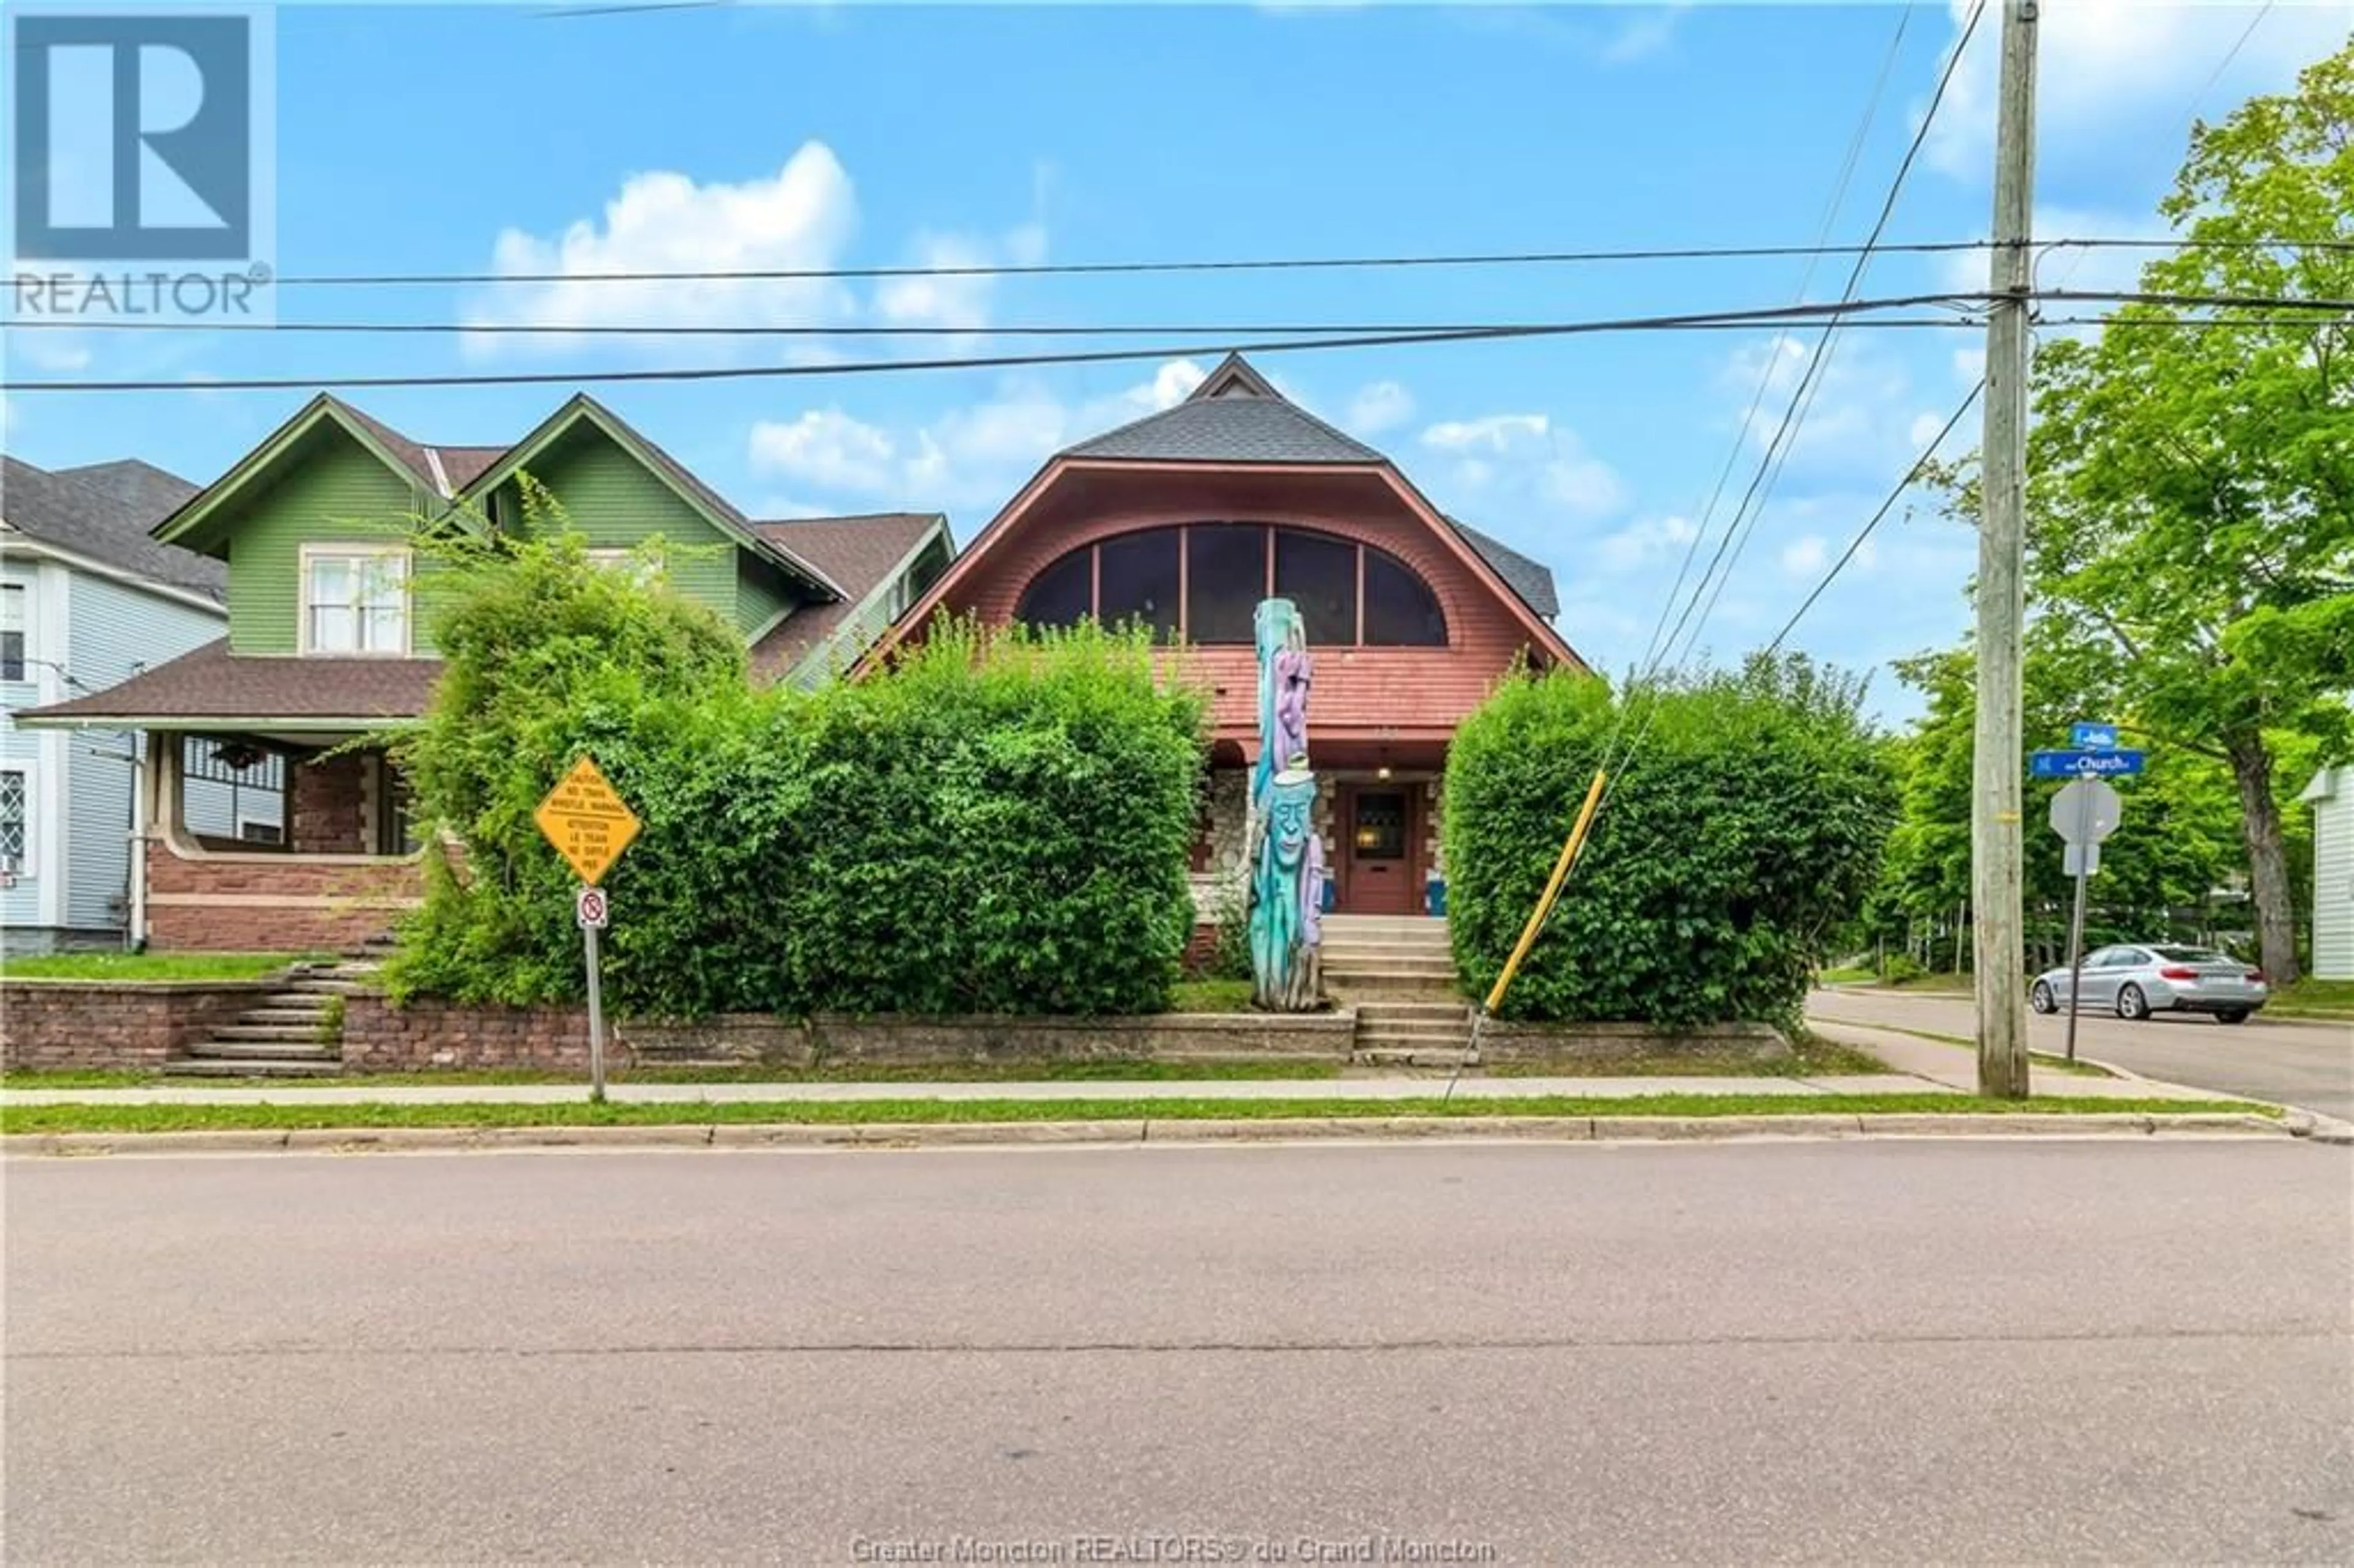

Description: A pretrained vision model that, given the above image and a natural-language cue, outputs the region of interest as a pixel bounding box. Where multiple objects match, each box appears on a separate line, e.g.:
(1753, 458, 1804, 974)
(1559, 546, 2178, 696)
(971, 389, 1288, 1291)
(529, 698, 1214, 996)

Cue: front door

(1340, 784, 1419, 915)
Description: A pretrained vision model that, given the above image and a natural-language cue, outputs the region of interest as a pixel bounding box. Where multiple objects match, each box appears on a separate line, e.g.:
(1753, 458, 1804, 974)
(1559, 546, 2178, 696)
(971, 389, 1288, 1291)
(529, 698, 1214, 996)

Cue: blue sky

(7, 2, 2346, 718)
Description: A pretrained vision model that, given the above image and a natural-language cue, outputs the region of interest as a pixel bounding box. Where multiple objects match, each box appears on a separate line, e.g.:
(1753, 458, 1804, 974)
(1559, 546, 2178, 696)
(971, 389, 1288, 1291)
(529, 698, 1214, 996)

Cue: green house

(20, 393, 950, 953)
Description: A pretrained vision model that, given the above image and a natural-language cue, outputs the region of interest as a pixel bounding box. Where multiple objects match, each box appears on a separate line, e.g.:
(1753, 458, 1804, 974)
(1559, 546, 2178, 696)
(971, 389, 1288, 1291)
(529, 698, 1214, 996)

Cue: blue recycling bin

(1425, 874, 1447, 918)
(1319, 871, 1337, 913)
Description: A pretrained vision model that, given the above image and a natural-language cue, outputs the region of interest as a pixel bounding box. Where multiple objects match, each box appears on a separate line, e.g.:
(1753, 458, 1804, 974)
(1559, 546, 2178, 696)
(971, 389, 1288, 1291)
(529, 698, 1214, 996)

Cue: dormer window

(302, 546, 410, 655)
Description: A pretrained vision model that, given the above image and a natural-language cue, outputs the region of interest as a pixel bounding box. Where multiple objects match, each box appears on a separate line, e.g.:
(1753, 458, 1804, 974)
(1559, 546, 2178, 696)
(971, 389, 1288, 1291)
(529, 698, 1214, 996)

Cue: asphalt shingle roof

(1061, 395, 1386, 466)
(747, 513, 945, 678)
(1446, 517, 1560, 620)
(21, 637, 441, 725)
(2, 455, 223, 599)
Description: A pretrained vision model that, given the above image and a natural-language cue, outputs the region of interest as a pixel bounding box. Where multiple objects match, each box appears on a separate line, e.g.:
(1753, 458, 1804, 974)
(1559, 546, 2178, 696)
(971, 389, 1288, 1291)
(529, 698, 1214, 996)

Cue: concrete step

(1356, 1002, 1471, 1022)
(204, 1024, 329, 1045)
(261, 990, 336, 1010)
(1324, 961, 1458, 980)
(286, 978, 373, 996)
(1319, 943, 1453, 963)
(239, 1005, 333, 1026)
(166, 1057, 343, 1079)
(1356, 1025, 1472, 1046)
(1327, 976, 1461, 998)
(1322, 916, 1448, 934)
(186, 1035, 336, 1058)
(1352, 1046, 1479, 1069)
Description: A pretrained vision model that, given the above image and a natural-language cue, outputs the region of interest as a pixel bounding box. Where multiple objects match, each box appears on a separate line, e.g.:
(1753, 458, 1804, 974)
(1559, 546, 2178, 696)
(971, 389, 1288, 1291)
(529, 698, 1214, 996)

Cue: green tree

(1874, 645, 2249, 967)
(1952, 42, 2354, 982)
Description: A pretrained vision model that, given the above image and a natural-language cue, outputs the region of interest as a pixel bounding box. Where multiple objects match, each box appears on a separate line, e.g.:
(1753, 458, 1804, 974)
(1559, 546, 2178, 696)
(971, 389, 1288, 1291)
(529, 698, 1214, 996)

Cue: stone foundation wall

(0, 981, 272, 1071)
(146, 840, 423, 953)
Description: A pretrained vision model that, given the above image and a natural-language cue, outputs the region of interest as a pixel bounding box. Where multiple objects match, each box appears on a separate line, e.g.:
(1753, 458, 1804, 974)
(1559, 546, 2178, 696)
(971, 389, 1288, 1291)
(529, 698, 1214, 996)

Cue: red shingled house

(877, 354, 1585, 919)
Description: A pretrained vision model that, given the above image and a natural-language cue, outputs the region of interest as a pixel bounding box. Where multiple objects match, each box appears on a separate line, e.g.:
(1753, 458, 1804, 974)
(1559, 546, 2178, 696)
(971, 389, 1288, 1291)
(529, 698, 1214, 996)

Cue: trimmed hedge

(386, 530, 1205, 1018)
(1444, 657, 1894, 1029)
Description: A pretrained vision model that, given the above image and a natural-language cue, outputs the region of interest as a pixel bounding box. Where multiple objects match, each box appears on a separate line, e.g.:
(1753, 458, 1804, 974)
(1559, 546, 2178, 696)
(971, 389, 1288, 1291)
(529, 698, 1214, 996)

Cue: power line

(6, 289, 2337, 394)
(1647, 0, 1989, 702)
(1764, 381, 1987, 657)
(1621, 1, 1917, 695)
(254, 235, 2354, 290)
(0, 291, 1996, 392)
(267, 238, 2006, 289)
(12, 307, 2337, 341)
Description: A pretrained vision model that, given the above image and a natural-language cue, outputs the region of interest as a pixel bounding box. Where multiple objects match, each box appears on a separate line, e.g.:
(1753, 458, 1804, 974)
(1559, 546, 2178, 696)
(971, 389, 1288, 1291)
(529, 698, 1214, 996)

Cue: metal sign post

(535, 758, 639, 1105)
(2049, 775, 2122, 1064)
(2063, 787, 2093, 1065)
(577, 886, 610, 1102)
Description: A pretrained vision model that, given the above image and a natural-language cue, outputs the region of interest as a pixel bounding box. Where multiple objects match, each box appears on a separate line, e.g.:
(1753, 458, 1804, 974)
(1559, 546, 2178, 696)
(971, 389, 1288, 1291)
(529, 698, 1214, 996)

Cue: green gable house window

(302, 546, 410, 656)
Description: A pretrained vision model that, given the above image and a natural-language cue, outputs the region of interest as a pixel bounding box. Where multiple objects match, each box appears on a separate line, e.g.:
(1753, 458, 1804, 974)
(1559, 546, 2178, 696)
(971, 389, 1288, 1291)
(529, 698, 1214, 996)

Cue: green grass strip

(0, 1093, 2273, 1136)
(1, 952, 307, 983)
(2, 1058, 1343, 1092)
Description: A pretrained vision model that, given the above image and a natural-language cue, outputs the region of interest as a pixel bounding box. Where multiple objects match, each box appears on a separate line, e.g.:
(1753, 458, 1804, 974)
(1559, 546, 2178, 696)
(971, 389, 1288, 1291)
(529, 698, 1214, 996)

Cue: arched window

(1363, 547, 1447, 646)
(1013, 525, 1450, 648)
(1016, 549, 1091, 629)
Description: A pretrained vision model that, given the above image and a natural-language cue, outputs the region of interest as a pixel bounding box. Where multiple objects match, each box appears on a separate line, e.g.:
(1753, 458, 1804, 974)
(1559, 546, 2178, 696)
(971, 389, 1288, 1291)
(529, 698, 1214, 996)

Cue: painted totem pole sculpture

(1247, 598, 1324, 1011)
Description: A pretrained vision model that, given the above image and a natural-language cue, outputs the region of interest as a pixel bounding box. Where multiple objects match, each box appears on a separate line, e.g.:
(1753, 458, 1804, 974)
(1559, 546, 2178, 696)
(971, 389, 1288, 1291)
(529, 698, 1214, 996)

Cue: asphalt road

(7, 1142, 2350, 1565)
(1811, 986, 2354, 1120)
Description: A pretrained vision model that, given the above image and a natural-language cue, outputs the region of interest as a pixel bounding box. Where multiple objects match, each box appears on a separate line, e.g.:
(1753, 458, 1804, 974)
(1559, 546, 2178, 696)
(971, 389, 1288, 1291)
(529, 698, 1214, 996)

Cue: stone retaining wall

(341, 994, 604, 1073)
(1476, 1019, 1791, 1066)
(341, 999, 1356, 1073)
(0, 981, 272, 1071)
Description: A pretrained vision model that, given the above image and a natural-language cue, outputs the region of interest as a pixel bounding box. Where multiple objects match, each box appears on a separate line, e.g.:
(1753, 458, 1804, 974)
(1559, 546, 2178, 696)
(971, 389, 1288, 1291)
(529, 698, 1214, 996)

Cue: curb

(1, 1110, 2291, 1157)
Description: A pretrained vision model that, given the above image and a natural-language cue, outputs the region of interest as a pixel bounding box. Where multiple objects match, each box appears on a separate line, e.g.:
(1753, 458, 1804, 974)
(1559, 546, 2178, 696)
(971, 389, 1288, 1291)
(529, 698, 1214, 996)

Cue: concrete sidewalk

(1, 1070, 1957, 1107)
(1805, 1017, 2222, 1099)
(0, 1023, 2230, 1106)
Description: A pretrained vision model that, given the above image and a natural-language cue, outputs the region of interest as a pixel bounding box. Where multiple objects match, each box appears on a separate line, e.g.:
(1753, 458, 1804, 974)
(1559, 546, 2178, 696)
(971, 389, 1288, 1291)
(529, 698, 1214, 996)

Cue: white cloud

(873, 221, 1047, 337)
(1422, 413, 1548, 455)
(463, 143, 861, 358)
(1780, 534, 1830, 577)
(1718, 332, 1920, 483)
(747, 357, 1210, 512)
(745, 408, 897, 495)
(1600, 2, 1688, 64)
(1419, 411, 1628, 521)
(13, 335, 91, 372)
(1346, 379, 1415, 436)
(1924, 0, 2350, 181)
(1596, 513, 1699, 573)
(462, 143, 1048, 361)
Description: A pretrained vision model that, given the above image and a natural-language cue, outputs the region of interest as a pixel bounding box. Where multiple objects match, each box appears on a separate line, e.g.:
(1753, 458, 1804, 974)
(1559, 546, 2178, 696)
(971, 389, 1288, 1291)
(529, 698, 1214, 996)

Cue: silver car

(2030, 944, 2269, 1024)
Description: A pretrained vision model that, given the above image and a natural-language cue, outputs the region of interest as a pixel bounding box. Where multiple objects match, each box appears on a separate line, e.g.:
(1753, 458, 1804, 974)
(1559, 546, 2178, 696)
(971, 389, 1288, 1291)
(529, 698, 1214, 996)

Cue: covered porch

(16, 639, 441, 952)
(142, 728, 425, 952)
(1191, 736, 1450, 922)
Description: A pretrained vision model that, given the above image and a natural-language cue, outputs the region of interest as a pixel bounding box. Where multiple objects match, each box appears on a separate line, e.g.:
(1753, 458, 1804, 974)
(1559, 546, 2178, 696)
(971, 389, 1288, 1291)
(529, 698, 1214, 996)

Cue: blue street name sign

(2071, 721, 2119, 749)
(2032, 748, 2146, 780)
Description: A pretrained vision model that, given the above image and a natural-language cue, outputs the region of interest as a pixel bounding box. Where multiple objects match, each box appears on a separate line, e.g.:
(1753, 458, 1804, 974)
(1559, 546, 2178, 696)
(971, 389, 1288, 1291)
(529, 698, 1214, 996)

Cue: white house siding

(59, 570, 228, 937)
(0, 557, 45, 937)
(2308, 766, 2353, 981)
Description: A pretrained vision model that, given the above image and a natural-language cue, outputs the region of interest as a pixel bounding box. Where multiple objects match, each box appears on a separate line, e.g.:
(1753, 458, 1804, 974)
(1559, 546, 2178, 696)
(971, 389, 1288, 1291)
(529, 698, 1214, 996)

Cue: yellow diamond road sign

(535, 755, 641, 886)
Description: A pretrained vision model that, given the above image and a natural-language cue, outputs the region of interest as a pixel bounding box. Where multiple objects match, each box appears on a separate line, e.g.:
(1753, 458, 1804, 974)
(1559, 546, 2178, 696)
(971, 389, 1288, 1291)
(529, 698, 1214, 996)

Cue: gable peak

(1187, 353, 1281, 403)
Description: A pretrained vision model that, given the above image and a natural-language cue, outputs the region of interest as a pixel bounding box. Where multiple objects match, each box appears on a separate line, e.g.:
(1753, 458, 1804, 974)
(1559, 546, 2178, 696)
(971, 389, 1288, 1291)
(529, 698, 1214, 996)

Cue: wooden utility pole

(1973, 0, 2039, 1098)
